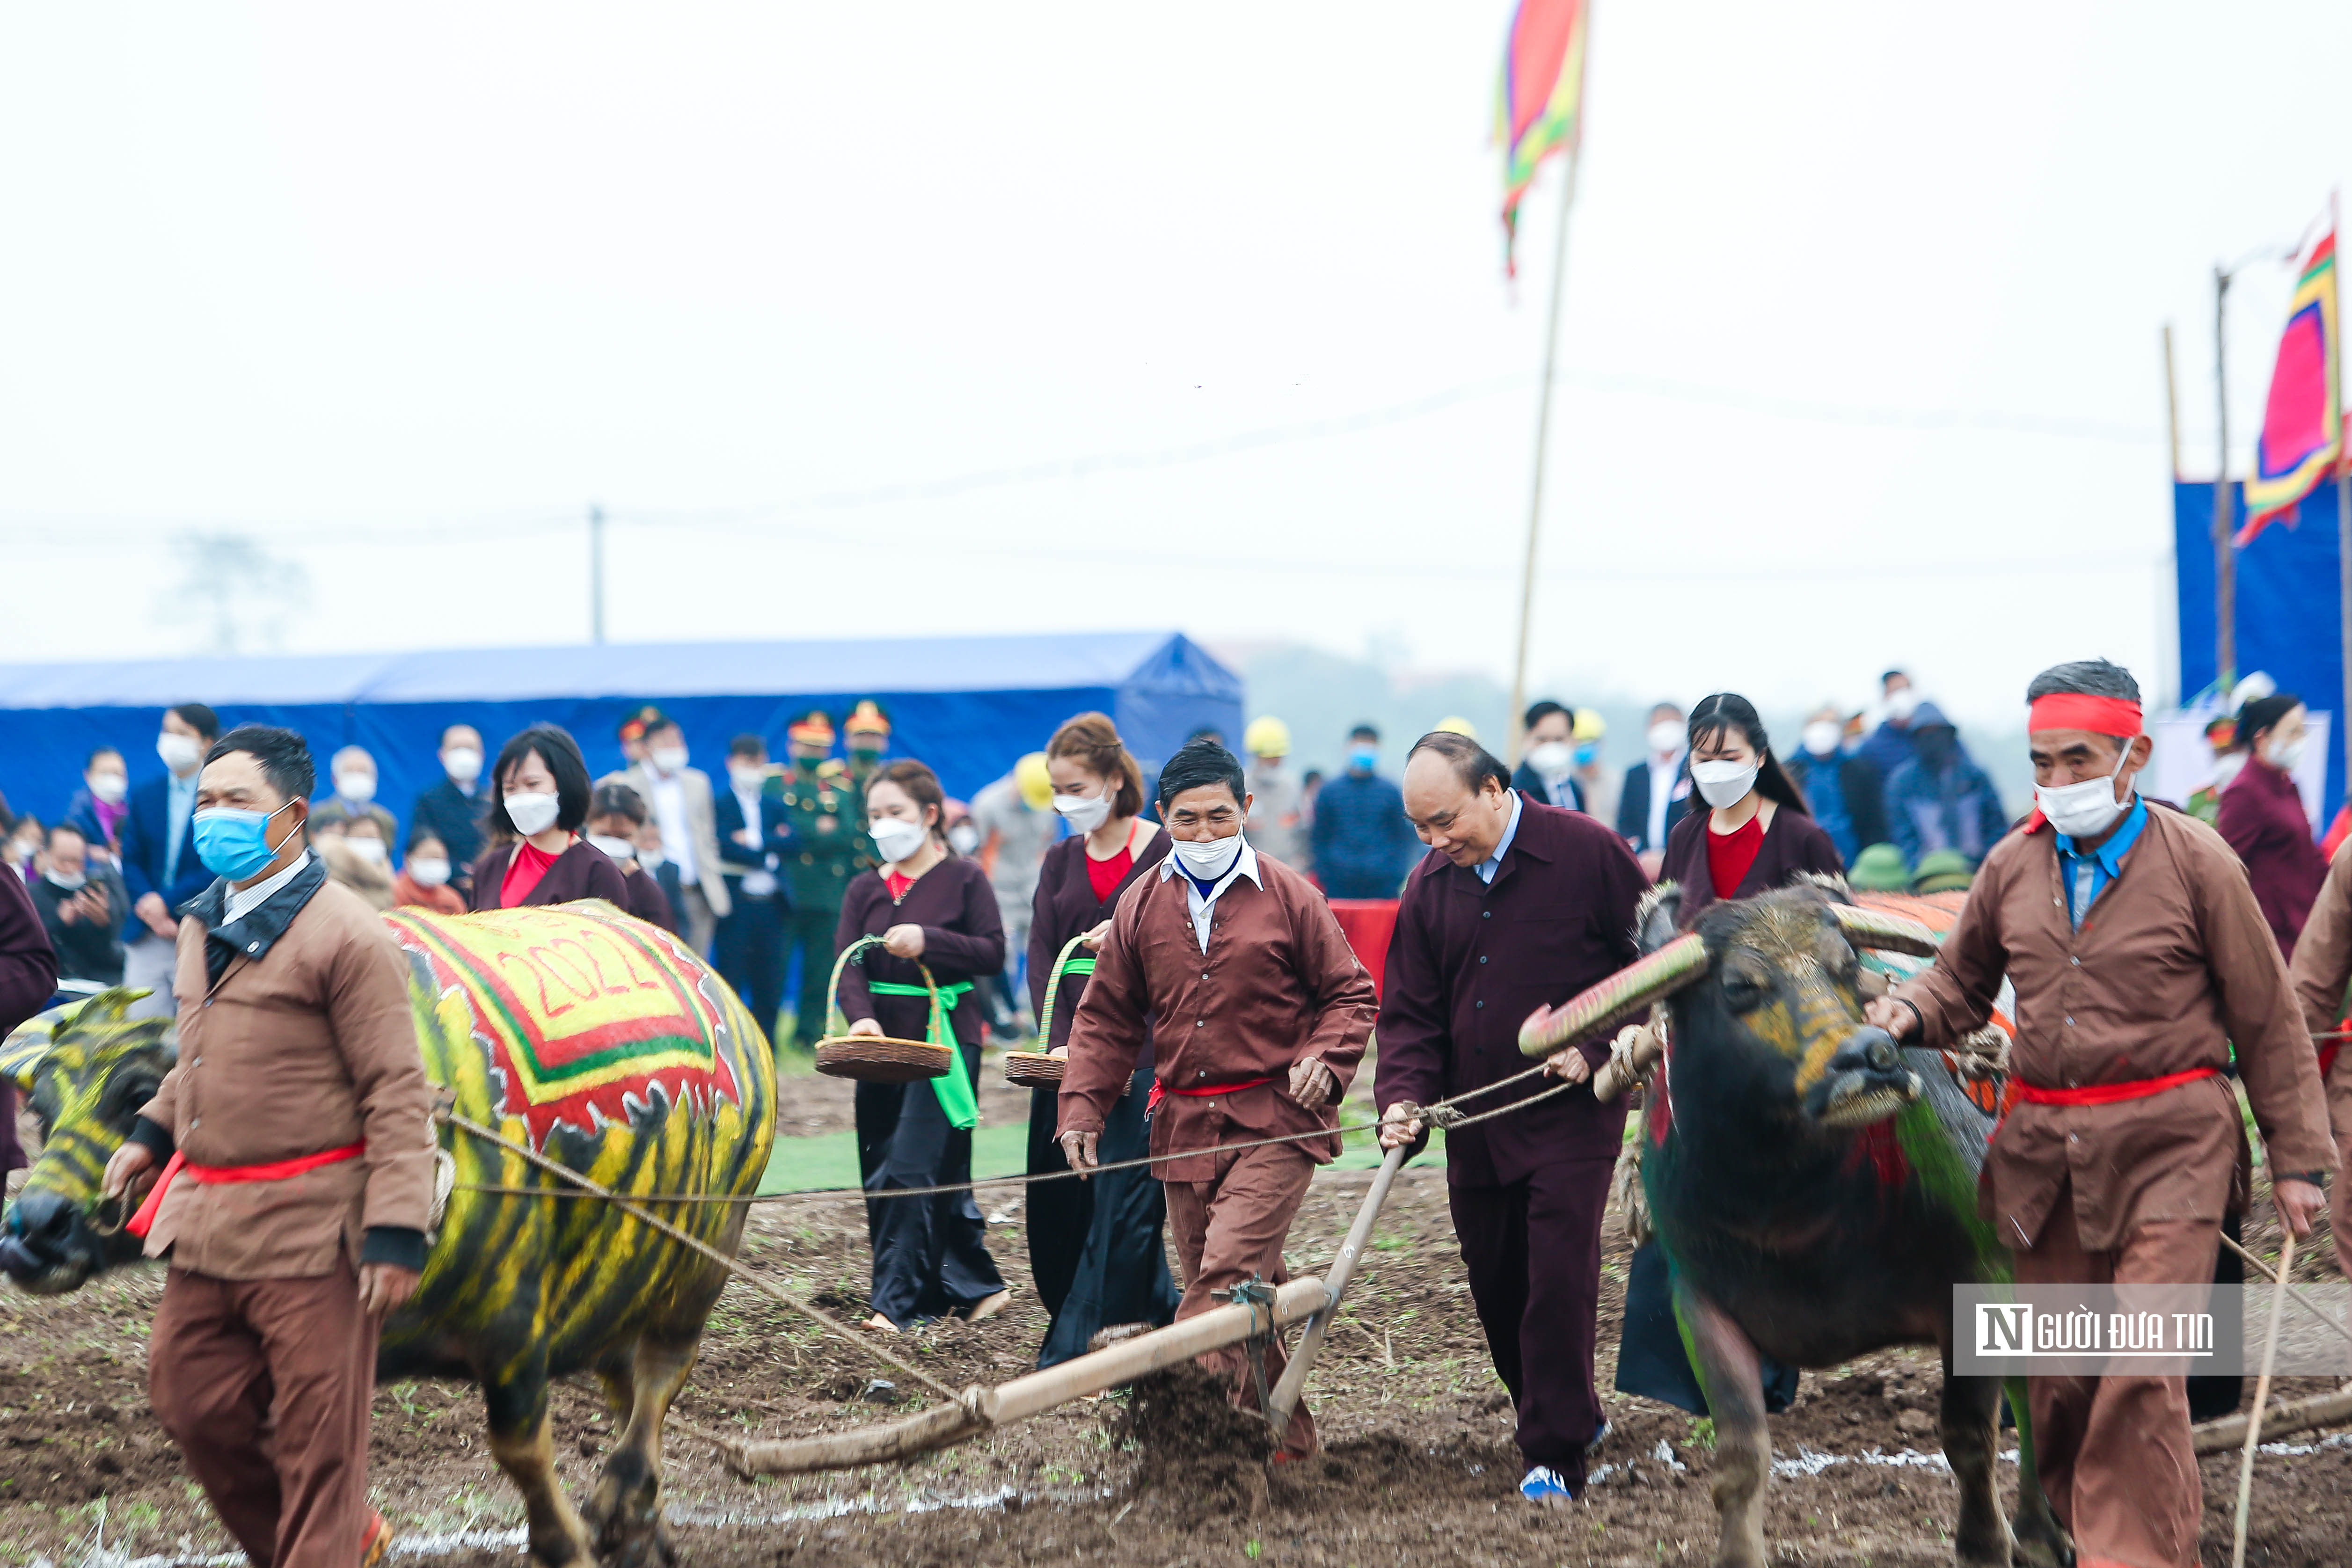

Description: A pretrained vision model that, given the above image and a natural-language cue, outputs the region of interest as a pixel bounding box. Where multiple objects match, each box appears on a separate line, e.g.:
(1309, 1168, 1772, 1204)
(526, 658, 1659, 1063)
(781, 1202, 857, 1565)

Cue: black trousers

(856, 1041, 1005, 1327)
(715, 891, 788, 1050)
(1030, 1069, 1178, 1367)
(1450, 1158, 1616, 1481)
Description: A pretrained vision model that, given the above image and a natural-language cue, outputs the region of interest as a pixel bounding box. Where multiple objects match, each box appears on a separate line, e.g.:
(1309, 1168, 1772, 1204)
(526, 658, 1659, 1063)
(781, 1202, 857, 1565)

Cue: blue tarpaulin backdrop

(2174, 480, 2346, 819)
(0, 630, 1242, 838)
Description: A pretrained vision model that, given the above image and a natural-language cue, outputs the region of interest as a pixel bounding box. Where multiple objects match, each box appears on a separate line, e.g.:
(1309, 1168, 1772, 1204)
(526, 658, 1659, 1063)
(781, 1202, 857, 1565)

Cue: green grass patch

(758, 1121, 1031, 1195)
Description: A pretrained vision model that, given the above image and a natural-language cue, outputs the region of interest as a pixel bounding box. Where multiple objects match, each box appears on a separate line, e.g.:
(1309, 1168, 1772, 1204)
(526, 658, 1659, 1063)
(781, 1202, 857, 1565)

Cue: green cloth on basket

(867, 979, 979, 1129)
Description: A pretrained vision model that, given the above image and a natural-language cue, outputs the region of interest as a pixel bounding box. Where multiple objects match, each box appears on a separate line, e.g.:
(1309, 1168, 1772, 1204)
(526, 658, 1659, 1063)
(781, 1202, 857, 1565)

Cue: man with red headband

(1865, 659, 2332, 1568)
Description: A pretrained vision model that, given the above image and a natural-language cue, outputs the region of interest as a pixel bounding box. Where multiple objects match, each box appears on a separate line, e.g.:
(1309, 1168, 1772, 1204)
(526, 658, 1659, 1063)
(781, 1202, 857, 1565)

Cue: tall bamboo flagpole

(1507, 154, 1580, 765)
(2215, 266, 2236, 688)
(2334, 190, 2350, 798)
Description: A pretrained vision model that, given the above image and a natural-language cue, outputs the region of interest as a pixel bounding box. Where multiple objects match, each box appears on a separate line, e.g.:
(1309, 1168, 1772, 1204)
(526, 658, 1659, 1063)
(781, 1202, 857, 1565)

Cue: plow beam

(724, 1275, 1334, 1476)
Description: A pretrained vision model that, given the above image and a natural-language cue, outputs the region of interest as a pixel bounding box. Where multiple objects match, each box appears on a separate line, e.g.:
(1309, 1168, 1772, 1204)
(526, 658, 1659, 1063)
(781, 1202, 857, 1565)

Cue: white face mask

(1646, 721, 1684, 757)
(651, 745, 689, 775)
(947, 822, 982, 855)
(1526, 741, 1575, 777)
(1885, 688, 1920, 722)
(408, 856, 452, 887)
(637, 848, 665, 870)
(158, 732, 204, 775)
(443, 747, 483, 785)
(1802, 722, 1842, 758)
(505, 792, 562, 837)
(1170, 830, 1247, 882)
(45, 868, 87, 891)
(1690, 758, 1760, 810)
(2035, 741, 2134, 839)
(869, 816, 928, 865)
(729, 764, 767, 793)
(2265, 732, 2308, 772)
(335, 772, 377, 804)
(345, 838, 387, 865)
(1053, 792, 1114, 834)
(88, 772, 128, 805)
(587, 832, 638, 861)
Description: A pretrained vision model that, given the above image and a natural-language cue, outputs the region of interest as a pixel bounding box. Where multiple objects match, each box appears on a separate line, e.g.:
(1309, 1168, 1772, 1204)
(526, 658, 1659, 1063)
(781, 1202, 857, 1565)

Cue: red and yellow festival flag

(2238, 225, 2341, 546)
(1497, 0, 1590, 272)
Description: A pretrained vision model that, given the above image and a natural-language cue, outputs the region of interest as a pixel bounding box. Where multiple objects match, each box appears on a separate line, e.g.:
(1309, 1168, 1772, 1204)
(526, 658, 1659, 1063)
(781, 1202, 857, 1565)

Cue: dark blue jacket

(1510, 761, 1586, 813)
(1614, 758, 1692, 852)
(714, 788, 793, 901)
(118, 774, 210, 931)
(1309, 770, 1417, 899)
(409, 777, 492, 882)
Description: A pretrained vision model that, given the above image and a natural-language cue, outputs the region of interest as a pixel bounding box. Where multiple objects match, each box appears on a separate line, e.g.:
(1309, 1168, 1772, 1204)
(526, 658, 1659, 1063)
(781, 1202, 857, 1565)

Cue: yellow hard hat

(1014, 751, 1053, 811)
(1434, 715, 1478, 740)
(1243, 715, 1292, 758)
(1571, 707, 1607, 742)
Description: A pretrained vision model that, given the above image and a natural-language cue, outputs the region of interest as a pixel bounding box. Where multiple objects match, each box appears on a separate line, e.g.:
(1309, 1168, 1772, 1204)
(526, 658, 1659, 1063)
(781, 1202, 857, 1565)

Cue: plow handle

(1263, 1142, 1409, 1434)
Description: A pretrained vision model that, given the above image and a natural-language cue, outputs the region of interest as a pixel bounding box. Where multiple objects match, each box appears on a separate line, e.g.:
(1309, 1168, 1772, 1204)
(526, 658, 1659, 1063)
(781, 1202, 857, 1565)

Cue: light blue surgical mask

(192, 801, 298, 881)
(1348, 746, 1378, 772)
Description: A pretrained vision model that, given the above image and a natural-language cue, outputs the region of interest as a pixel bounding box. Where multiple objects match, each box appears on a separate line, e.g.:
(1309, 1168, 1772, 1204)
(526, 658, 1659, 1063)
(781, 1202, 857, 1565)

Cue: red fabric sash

(1144, 1076, 1272, 1118)
(125, 1141, 367, 1239)
(2321, 1043, 2341, 1080)
(2011, 1066, 2217, 1108)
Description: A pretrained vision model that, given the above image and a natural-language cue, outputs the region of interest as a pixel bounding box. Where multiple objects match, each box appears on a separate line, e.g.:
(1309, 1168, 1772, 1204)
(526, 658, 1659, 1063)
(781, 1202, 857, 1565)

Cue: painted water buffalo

(1521, 882, 2065, 1568)
(0, 901, 776, 1568)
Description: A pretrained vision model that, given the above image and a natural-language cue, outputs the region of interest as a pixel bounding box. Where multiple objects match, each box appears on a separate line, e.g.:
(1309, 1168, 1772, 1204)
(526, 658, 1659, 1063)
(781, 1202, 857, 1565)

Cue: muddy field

(4, 1066, 2350, 1568)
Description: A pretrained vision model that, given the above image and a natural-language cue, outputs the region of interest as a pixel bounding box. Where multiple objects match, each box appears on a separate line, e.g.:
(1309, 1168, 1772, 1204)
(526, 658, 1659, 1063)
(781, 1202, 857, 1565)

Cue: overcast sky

(1, 2, 2346, 724)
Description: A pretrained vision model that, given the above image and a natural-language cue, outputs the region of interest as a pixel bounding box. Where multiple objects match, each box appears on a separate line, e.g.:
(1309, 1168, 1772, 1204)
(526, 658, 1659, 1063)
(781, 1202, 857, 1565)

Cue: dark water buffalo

(1521, 883, 2066, 1568)
(0, 902, 776, 1567)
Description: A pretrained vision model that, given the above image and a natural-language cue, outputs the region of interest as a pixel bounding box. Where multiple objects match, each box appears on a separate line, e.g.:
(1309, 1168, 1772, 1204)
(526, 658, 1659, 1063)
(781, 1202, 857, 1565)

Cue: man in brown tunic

(1865, 660, 2331, 1568)
(103, 726, 436, 1568)
(2285, 843, 2352, 1283)
(1059, 738, 1378, 1457)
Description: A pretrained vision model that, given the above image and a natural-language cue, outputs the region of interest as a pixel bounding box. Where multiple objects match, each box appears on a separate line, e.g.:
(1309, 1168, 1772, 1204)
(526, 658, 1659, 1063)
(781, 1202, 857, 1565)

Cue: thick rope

(437, 1109, 963, 1402)
(447, 1058, 1583, 1207)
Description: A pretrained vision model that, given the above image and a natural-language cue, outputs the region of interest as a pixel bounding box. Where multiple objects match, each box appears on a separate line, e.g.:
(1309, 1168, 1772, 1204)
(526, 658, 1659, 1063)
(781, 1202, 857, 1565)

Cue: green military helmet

(1846, 841, 1912, 892)
(1910, 849, 1975, 895)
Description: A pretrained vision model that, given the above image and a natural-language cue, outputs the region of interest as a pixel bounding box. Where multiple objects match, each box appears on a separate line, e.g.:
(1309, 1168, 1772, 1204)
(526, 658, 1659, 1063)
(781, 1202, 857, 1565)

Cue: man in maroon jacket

(1376, 731, 1645, 1504)
(0, 866, 60, 1180)
(1059, 738, 1379, 1458)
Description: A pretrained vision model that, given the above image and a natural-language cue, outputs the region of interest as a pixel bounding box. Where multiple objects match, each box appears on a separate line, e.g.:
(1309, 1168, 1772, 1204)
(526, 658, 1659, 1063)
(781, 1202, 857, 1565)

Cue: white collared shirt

(1647, 749, 1686, 850)
(648, 772, 696, 882)
(1158, 836, 1263, 953)
(225, 849, 312, 926)
(1475, 789, 1525, 885)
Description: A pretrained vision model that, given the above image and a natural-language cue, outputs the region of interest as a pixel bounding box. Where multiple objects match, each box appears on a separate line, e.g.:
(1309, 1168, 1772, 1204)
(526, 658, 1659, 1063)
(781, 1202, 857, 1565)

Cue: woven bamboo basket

(1001, 1050, 1065, 1088)
(1004, 934, 1092, 1088)
(812, 935, 955, 1083)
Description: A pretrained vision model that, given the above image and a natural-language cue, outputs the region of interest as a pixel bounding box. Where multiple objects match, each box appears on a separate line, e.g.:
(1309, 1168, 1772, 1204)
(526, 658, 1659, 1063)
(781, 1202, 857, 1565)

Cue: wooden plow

(723, 1145, 1410, 1478)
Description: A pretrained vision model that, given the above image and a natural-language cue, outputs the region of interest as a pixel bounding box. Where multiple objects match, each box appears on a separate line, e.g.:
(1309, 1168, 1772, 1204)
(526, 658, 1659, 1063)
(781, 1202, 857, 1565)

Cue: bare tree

(160, 532, 311, 655)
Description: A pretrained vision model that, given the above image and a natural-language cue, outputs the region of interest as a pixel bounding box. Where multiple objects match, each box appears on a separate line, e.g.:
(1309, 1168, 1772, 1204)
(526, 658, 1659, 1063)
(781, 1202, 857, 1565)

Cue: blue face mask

(1573, 742, 1599, 768)
(1349, 746, 1379, 771)
(192, 802, 297, 881)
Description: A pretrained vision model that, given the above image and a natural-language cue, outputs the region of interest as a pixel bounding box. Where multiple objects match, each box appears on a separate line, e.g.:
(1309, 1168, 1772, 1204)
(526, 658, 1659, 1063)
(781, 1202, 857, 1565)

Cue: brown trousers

(150, 1262, 378, 1568)
(2330, 1062, 2352, 1284)
(2015, 1182, 2220, 1568)
(1161, 1140, 1316, 1457)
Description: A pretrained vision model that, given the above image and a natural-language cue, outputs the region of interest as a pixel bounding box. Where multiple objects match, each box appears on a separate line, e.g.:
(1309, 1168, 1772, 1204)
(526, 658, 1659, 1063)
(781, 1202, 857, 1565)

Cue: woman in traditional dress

(1660, 692, 1843, 925)
(1024, 713, 1180, 1366)
(467, 724, 632, 912)
(835, 759, 1011, 1331)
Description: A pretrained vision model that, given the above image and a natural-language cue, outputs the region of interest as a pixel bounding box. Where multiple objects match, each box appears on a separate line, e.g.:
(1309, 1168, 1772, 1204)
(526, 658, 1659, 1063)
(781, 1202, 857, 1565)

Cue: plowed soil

(3, 1070, 2348, 1567)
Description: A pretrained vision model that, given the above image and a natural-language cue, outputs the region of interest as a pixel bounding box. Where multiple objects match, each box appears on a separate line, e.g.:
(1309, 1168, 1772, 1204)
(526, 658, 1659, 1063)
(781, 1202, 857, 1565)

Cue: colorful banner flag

(2238, 226, 2341, 547)
(1497, 0, 1590, 272)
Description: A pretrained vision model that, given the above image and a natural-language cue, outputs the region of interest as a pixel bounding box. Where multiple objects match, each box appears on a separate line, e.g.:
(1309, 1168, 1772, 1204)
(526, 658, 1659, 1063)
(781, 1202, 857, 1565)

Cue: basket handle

(824, 933, 943, 1040)
(1032, 934, 1096, 1047)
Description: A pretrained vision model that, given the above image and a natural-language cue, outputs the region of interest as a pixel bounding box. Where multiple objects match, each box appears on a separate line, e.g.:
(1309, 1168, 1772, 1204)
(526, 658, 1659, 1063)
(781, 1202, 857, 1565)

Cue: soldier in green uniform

(773, 708, 877, 1050)
(842, 699, 893, 798)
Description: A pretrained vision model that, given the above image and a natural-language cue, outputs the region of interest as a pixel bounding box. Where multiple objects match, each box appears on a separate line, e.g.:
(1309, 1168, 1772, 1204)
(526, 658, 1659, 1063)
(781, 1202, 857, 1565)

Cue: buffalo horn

(1828, 904, 1939, 957)
(1518, 934, 1709, 1058)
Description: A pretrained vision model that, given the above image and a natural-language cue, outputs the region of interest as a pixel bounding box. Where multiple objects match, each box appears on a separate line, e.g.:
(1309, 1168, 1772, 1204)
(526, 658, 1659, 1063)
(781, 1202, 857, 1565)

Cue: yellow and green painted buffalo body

(1, 900, 776, 1568)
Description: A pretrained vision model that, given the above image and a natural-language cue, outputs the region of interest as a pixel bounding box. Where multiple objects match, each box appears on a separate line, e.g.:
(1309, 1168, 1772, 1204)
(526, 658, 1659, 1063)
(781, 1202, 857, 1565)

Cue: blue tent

(0, 631, 1242, 838)
(2174, 480, 2346, 818)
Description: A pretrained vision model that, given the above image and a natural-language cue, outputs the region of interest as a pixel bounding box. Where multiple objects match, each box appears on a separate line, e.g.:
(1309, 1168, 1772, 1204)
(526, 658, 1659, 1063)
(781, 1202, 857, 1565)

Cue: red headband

(2027, 693, 2143, 737)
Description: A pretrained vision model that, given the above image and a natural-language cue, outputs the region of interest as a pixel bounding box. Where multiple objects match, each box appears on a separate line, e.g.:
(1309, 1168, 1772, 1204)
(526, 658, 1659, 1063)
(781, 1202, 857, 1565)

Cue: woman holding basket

(1024, 714, 1180, 1365)
(835, 759, 1011, 1331)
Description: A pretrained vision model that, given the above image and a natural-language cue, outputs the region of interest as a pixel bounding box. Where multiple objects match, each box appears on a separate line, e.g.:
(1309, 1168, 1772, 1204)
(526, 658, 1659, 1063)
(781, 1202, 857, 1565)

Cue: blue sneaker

(1520, 1465, 1577, 1504)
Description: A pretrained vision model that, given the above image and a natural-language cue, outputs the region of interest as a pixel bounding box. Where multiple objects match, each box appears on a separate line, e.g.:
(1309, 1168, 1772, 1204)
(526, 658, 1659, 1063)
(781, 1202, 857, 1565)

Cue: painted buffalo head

(0, 991, 173, 1295)
(1520, 882, 1938, 1131)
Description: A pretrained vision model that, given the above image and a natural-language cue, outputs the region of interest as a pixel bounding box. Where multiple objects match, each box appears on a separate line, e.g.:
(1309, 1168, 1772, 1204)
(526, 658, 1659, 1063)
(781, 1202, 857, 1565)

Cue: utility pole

(2214, 266, 2234, 688)
(589, 504, 607, 645)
